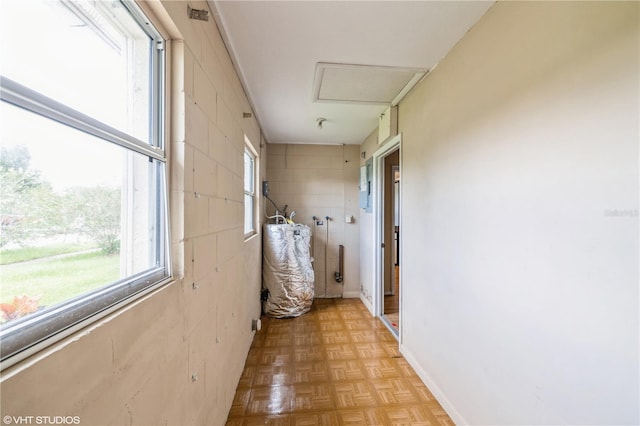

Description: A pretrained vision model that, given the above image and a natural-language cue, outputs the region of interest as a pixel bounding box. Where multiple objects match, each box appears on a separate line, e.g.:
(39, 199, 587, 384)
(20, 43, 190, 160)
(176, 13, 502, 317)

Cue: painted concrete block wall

(266, 144, 360, 298)
(0, 1, 264, 425)
(396, 2, 639, 424)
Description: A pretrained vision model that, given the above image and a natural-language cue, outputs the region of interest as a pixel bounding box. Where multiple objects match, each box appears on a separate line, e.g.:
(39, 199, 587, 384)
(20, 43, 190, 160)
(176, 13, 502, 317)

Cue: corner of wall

(399, 345, 468, 425)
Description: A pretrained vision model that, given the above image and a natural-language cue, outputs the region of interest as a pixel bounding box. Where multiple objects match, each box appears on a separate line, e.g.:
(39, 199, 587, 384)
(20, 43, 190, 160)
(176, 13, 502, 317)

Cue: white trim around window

(244, 136, 259, 239)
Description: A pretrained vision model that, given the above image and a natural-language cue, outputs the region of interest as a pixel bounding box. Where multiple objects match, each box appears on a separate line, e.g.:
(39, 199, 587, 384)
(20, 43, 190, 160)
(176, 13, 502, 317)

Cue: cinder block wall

(0, 1, 265, 425)
(266, 144, 360, 298)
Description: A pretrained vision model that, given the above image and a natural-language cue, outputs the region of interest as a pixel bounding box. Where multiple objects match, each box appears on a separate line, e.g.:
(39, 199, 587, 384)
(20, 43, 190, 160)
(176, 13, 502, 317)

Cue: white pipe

(263, 197, 285, 224)
(324, 216, 331, 297)
(266, 213, 285, 223)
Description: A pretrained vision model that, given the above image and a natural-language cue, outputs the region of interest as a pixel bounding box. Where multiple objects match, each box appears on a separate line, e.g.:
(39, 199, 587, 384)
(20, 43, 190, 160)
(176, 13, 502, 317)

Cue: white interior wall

(359, 130, 379, 312)
(394, 2, 638, 424)
(0, 1, 264, 424)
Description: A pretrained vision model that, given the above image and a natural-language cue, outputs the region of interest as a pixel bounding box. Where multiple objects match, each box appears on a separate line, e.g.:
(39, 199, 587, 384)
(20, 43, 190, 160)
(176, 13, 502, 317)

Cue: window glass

(0, 0, 154, 143)
(0, 0, 167, 365)
(244, 194, 254, 235)
(1, 103, 161, 312)
(244, 150, 254, 193)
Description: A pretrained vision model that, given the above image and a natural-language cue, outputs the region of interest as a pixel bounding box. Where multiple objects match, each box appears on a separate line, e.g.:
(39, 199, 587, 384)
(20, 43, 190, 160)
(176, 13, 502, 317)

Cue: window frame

(244, 137, 258, 239)
(0, 0, 170, 370)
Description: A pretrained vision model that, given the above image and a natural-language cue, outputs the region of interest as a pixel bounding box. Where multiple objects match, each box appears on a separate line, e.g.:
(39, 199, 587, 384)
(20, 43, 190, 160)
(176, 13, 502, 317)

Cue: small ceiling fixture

(316, 117, 327, 129)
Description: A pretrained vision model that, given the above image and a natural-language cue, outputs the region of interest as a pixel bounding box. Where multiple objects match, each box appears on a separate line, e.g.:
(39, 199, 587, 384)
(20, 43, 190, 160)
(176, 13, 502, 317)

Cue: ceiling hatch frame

(312, 62, 427, 107)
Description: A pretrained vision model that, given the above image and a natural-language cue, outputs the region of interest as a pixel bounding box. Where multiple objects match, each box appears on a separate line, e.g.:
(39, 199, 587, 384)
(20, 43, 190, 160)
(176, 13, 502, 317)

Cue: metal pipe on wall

(324, 216, 330, 297)
(335, 244, 344, 283)
(310, 215, 345, 296)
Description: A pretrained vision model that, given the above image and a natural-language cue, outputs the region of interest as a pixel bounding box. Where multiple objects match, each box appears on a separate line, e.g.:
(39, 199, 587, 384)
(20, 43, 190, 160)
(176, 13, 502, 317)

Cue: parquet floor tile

(292, 383, 335, 411)
(383, 404, 438, 425)
(254, 365, 295, 386)
(361, 358, 402, 379)
(294, 411, 340, 425)
(226, 298, 453, 425)
(327, 360, 367, 381)
(259, 347, 294, 366)
(370, 378, 421, 405)
(246, 385, 295, 416)
(333, 381, 379, 409)
(293, 361, 330, 383)
(337, 407, 387, 425)
(293, 345, 326, 362)
(325, 344, 358, 361)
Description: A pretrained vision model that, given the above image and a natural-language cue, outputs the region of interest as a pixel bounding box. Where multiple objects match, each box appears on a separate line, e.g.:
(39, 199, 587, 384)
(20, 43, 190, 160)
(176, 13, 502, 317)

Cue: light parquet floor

(226, 298, 453, 426)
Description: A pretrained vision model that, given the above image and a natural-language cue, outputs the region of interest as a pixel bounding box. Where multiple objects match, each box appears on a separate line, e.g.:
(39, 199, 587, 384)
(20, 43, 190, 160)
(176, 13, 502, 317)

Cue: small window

(244, 139, 257, 237)
(0, 0, 168, 367)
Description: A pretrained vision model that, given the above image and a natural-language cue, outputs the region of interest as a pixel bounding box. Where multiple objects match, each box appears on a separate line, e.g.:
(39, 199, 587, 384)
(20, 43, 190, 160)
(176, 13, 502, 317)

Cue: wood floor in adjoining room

(384, 266, 400, 333)
(226, 298, 453, 426)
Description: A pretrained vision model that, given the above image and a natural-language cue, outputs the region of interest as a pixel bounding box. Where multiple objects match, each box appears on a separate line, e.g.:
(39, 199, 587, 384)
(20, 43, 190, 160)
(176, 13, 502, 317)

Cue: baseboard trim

(399, 345, 468, 425)
(342, 291, 360, 298)
(359, 293, 374, 315)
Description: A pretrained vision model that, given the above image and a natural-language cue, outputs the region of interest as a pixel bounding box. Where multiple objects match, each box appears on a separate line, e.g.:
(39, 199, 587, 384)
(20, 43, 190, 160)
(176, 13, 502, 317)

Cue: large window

(244, 138, 257, 237)
(0, 0, 169, 368)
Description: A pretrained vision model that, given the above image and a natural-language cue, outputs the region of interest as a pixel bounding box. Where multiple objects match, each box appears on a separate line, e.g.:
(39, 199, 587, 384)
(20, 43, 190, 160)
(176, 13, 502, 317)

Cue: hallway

(0, 2, 636, 425)
(226, 299, 452, 425)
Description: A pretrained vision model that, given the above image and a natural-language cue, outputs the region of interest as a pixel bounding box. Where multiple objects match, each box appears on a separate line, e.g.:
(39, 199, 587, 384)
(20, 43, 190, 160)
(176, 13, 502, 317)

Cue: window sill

(0, 276, 175, 372)
(244, 231, 260, 243)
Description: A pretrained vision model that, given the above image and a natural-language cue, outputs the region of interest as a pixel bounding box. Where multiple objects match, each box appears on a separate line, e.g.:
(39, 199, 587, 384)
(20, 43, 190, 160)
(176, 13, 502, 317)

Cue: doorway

(372, 134, 401, 339)
(381, 151, 400, 335)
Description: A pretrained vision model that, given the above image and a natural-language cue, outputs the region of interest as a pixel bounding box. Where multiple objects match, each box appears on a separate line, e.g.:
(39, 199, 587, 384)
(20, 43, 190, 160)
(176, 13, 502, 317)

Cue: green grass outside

(0, 250, 120, 308)
(0, 243, 93, 265)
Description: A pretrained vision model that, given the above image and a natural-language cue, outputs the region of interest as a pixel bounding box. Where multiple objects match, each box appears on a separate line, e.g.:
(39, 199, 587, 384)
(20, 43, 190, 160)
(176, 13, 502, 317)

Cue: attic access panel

(313, 62, 426, 106)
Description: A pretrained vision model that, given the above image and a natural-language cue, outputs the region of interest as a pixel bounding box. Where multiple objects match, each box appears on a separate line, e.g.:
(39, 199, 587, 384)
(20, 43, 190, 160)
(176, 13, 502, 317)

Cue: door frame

(371, 134, 402, 336)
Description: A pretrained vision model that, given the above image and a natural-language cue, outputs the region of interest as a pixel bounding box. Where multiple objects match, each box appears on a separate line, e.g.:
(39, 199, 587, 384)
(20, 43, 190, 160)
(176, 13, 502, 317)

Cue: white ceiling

(210, 1, 494, 145)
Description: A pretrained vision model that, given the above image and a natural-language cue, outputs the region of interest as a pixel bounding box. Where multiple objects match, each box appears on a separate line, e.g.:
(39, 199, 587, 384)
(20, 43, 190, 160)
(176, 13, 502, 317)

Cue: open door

(381, 150, 400, 336)
(371, 134, 401, 339)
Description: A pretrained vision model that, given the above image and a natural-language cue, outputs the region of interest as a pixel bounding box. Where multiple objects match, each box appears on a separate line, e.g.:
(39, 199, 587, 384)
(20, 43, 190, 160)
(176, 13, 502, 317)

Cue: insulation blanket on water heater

(263, 224, 315, 318)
